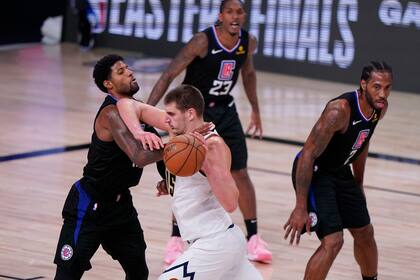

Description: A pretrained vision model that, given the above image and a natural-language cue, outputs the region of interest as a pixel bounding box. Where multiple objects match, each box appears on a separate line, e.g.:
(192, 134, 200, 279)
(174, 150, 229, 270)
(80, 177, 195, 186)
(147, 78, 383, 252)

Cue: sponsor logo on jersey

(236, 45, 245, 55)
(352, 119, 362, 125)
(60, 244, 73, 261)
(372, 112, 379, 122)
(217, 60, 236, 80)
(211, 49, 223, 54)
(352, 129, 370, 150)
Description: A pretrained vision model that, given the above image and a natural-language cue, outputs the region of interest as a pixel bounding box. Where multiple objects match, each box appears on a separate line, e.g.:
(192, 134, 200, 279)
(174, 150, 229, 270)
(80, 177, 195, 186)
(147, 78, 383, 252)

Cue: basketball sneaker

(164, 236, 184, 265)
(247, 234, 273, 263)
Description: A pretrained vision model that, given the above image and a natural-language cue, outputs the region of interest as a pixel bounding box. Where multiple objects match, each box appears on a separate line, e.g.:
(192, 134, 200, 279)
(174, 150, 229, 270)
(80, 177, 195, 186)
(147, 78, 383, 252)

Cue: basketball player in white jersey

(155, 84, 262, 279)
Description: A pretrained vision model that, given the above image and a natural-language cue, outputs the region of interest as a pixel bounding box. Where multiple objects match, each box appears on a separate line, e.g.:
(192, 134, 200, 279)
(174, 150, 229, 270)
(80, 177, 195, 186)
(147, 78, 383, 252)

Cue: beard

(127, 82, 140, 96)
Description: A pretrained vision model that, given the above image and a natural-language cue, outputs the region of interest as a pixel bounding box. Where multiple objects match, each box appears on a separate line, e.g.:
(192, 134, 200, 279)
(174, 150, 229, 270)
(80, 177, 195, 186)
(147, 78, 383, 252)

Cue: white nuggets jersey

(165, 134, 232, 242)
(166, 170, 233, 242)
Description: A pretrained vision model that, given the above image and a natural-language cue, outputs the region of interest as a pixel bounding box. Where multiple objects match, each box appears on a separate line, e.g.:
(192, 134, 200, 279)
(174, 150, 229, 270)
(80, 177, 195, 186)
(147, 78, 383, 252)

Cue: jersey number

(209, 80, 233, 96)
(165, 169, 176, 196)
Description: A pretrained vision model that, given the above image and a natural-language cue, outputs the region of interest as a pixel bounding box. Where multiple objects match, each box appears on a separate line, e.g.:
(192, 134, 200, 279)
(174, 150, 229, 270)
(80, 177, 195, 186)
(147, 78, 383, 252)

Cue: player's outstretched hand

(192, 122, 215, 136)
(133, 130, 164, 151)
(246, 111, 263, 139)
(283, 207, 311, 245)
(156, 180, 168, 196)
(187, 132, 207, 151)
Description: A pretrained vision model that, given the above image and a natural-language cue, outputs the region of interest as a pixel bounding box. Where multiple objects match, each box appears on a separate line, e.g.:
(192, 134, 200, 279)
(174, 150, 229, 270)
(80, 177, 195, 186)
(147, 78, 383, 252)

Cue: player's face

(218, 0, 246, 35)
(107, 61, 139, 97)
(362, 71, 392, 110)
(165, 102, 188, 135)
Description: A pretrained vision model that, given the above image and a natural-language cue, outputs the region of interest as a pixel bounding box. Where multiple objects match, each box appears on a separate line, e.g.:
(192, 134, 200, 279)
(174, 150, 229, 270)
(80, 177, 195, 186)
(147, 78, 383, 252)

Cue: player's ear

(360, 79, 367, 92)
(104, 80, 112, 90)
(187, 108, 195, 121)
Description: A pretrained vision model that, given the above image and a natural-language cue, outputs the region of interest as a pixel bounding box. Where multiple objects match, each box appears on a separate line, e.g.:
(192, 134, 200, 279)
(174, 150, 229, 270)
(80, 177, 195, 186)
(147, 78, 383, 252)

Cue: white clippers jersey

(165, 132, 232, 242)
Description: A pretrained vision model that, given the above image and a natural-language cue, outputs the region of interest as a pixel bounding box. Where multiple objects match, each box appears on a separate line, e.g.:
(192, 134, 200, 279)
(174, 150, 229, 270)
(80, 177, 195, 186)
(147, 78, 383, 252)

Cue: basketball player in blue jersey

(142, 0, 272, 264)
(53, 54, 170, 279)
(155, 85, 262, 280)
(284, 62, 393, 280)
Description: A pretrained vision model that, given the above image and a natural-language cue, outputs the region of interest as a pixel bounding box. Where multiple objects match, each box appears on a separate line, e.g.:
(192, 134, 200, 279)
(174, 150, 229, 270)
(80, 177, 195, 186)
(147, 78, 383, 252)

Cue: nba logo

(352, 129, 370, 149)
(218, 60, 236, 80)
(87, 0, 108, 33)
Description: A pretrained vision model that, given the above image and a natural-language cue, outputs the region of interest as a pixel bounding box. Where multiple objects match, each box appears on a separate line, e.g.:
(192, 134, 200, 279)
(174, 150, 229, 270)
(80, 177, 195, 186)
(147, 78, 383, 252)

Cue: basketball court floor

(0, 43, 419, 279)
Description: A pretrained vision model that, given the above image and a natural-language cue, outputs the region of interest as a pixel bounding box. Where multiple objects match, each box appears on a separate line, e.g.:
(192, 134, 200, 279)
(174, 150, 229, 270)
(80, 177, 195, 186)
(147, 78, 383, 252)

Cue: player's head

(163, 85, 204, 135)
(93, 54, 139, 97)
(359, 61, 393, 110)
(217, 0, 246, 35)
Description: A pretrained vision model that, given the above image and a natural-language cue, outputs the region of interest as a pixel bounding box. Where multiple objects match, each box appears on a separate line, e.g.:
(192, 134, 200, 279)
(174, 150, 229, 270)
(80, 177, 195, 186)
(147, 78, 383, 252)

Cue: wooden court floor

(0, 43, 419, 279)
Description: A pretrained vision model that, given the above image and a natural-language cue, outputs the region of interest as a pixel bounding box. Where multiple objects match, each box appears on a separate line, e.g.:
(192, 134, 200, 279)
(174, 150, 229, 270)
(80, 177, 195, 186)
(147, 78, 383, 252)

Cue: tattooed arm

(284, 99, 350, 245)
(146, 32, 208, 106)
(98, 105, 163, 167)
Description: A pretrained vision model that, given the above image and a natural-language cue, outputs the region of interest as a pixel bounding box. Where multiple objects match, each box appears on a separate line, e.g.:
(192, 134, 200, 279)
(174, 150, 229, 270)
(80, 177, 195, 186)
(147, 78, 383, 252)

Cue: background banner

(63, 0, 420, 93)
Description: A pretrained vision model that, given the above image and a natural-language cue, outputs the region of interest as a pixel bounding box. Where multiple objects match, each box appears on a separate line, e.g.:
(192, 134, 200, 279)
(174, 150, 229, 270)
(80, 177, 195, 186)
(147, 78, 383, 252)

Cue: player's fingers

(284, 224, 292, 239)
(296, 232, 301, 245)
(290, 229, 298, 245)
(306, 220, 311, 235)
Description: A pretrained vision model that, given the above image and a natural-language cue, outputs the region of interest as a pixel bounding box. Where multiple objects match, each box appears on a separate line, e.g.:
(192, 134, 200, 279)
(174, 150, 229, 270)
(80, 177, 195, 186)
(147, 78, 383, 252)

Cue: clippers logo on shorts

(352, 129, 370, 149)
(60, 244, 73, 261)
(309, 212, 318, 227)
(217, 60, 236, 81)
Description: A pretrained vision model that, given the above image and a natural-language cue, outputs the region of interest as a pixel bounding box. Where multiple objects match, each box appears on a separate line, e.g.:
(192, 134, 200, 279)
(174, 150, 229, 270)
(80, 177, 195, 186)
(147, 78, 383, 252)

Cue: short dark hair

(164, 85, 204, 117)
(92, 54, 123, 93)
(360, 61, 393, 83)
(219, 0, 245, 13)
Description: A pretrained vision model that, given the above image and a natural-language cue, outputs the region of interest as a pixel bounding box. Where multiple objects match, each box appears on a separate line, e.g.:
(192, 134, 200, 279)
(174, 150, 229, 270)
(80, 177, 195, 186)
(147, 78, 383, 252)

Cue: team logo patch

(309, 212, 318, 227)
(60, 244, 73, 261)
(217, 60, 236, 80)
(352, 129, 370, 149)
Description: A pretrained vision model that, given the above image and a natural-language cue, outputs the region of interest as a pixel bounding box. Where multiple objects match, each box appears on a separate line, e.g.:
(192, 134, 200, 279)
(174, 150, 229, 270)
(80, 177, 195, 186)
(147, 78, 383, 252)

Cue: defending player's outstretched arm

(146, 32, 208, 106)
(201, 135, 239, 213)
(104, 105, 163, 167)
(284, 99, 349, 245)
(117, 98, 169, 150)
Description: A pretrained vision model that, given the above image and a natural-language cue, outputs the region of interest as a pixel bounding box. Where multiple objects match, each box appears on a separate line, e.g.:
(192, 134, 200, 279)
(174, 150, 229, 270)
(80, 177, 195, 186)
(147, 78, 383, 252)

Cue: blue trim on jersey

(308, 186, 317, 212)
(74, 181, 91, 245)
(163, 261, 195, 279)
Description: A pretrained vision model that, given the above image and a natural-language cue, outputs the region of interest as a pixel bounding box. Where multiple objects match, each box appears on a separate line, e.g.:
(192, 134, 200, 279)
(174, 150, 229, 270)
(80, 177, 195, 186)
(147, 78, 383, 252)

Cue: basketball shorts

(159, 225, 262, 280)
(292, 154, 371, 239)
(204, 102, 247, 170)
(53, 181, 148, 279)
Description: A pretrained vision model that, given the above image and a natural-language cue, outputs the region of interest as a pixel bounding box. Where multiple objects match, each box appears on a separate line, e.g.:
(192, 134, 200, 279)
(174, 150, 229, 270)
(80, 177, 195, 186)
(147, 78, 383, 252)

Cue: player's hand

(246, 111, 263, 139)
(283, 207, 311, 245)
(188, 132, 207, 151)
(192, 122, 215, 136)
(156, 180, 168, 196)
(133, 130, 164, 151)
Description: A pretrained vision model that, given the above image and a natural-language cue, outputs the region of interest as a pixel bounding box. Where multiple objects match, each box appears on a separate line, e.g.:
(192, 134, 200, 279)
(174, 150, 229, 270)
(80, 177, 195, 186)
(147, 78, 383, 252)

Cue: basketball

(163, 134, 206, 177)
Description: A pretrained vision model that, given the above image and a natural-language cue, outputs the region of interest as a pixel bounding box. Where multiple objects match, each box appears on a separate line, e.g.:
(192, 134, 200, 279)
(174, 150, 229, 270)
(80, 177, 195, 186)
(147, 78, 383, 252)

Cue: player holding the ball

(157, 84, 262, 280)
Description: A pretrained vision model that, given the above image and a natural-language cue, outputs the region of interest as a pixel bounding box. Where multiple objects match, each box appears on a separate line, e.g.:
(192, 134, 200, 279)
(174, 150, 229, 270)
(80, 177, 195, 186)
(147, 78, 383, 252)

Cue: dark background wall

(62, 0, 419, 93)
(1, 0, 65, 45)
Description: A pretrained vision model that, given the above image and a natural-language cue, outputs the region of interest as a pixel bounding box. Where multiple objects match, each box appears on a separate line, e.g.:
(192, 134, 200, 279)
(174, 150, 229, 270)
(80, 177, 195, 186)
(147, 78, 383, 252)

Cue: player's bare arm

(147, 33, 209, 106)
(284, 100, 349, 245)
(101, 106, 163, 167)
(117, 98, 170, 150)
(241, 35, 262, 138)
(351, 142, 369, 195)
(201, 136, 239, 213)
